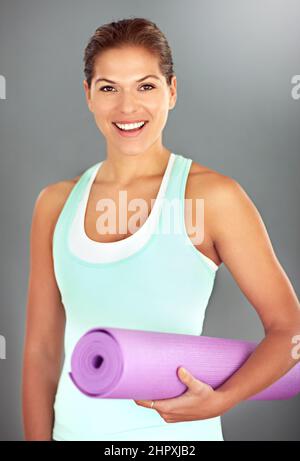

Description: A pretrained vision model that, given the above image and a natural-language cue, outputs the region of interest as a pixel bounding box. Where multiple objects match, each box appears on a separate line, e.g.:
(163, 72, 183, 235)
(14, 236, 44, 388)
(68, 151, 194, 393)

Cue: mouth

(112, 121, 149, 137)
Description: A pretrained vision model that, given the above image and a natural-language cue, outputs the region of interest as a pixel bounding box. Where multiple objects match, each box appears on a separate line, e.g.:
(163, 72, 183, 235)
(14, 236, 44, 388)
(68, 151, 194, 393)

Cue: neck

(98, 148, 172, 187)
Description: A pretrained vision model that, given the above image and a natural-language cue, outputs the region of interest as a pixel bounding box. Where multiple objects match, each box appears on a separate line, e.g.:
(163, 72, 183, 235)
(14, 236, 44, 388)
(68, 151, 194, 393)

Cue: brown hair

(83, 17, 175, 89)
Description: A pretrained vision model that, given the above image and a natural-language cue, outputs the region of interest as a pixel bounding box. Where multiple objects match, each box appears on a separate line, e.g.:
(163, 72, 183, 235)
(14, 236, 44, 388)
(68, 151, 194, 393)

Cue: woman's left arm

(209, 176, 300, 411)
(135, 176, 300, 421)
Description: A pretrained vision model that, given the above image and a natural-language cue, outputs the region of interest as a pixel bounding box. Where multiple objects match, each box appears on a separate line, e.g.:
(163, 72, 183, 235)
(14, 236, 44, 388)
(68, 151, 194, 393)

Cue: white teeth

(115, 121, 146, 131)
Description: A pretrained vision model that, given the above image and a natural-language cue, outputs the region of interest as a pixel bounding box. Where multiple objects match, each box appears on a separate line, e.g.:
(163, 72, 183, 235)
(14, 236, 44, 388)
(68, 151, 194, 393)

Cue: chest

(83, 173, 222, 266)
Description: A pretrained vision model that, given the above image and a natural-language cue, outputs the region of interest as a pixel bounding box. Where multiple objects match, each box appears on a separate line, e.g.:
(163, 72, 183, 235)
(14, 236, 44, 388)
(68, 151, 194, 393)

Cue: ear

(168, 75, 177, 111)
(83, 79, 93, 113)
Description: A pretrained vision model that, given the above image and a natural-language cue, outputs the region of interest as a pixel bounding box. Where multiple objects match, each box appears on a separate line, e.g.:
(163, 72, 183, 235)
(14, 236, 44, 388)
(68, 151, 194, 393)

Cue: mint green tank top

(51, 152, 224, 441)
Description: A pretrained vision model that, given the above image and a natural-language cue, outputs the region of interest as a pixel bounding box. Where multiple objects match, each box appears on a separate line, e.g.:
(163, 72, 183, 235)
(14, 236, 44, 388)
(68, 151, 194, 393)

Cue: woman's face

(83, 45, 177, 155)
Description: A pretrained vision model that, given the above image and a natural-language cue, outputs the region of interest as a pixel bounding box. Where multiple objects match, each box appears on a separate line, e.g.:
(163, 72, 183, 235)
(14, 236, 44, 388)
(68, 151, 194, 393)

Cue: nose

(118, 90, 140, 113)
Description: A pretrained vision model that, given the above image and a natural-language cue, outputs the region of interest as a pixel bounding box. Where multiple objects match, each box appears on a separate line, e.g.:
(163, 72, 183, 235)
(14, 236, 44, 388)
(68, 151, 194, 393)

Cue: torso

(51, 160, 224, 267)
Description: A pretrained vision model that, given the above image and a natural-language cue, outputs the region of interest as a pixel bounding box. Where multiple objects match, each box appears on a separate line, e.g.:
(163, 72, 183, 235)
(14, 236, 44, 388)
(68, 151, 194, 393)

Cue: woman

(22, 18, 300, 441)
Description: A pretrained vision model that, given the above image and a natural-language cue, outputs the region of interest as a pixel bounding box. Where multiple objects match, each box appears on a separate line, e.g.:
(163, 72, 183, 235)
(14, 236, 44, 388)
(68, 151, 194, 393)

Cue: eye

(140, 84, 155, 91)
(99, 83, 155, 92)
(99, 85, 116, 92)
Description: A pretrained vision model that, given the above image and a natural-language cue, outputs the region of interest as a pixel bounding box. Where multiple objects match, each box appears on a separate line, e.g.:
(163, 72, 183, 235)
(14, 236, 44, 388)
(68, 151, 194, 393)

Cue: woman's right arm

(22, 183, 69, 441)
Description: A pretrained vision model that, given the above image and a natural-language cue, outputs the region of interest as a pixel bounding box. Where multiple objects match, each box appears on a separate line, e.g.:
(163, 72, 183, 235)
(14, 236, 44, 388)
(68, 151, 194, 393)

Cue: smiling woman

(82, 31, 177, 158)
(22, 16, 300, 444)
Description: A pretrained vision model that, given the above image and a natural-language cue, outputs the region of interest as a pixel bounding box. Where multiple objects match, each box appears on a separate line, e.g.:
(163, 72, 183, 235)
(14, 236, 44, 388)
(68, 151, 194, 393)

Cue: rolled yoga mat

(69, 326, 300, 401)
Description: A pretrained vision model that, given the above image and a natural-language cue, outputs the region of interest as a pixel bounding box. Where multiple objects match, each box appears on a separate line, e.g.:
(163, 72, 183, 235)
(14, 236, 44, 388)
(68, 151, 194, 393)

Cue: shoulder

(189, 158, 247, 194)
(188, 160, 253, 238)
(188, 159, 240, 198)
(32, 173, 82, 235)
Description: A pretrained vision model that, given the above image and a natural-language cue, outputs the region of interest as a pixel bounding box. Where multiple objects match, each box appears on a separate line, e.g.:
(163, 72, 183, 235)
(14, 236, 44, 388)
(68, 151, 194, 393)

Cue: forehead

(93, 46, 161, 77)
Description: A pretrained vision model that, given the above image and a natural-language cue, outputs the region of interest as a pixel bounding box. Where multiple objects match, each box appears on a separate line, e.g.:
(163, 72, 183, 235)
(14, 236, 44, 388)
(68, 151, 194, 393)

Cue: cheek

(149, 98, 170, 121)
(148, 93, 170, 116)
(148, 91, 168, 107)
(93, 105, 111, 127)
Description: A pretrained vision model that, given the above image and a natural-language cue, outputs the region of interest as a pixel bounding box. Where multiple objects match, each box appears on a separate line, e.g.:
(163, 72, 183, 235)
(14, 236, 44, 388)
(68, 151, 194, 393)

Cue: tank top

(51, 152, 224, 441)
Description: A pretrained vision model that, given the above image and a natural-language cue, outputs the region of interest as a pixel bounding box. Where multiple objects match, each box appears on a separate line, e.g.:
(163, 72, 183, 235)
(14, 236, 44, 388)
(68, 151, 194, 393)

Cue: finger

(134, 399, 170, 412)
(177, 367, 197, 387)
(134, 400, 156, 409)
(178, 367, 210, 392)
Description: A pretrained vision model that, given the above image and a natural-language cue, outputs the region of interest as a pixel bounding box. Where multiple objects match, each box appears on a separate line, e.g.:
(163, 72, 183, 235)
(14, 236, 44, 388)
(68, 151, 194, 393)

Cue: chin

(112, 144, 151, 156)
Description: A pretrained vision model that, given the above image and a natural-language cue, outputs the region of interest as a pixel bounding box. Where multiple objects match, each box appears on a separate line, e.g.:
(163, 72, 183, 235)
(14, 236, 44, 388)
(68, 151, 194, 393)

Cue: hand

(134, 367, 230, 423)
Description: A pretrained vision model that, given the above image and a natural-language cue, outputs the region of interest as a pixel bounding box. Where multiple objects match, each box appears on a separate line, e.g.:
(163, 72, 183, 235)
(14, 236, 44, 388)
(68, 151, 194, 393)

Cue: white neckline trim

(68, 153, 176, 263)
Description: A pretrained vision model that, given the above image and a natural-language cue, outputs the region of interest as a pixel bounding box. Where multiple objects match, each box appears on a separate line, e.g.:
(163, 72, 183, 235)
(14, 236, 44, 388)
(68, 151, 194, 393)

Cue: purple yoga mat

(69, 326, 300, 400)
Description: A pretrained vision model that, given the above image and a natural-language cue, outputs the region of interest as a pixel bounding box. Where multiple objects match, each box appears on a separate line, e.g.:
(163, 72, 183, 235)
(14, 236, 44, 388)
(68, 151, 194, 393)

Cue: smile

(112, 121, 148, 138)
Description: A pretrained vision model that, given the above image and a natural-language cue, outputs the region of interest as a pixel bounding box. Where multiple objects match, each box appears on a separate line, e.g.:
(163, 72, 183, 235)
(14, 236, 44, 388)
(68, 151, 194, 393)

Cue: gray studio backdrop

(0, 0, 299, 441)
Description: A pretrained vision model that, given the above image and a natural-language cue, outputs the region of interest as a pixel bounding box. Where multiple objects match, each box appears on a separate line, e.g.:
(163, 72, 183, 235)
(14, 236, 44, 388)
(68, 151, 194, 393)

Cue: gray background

(0, 0, 299, 441)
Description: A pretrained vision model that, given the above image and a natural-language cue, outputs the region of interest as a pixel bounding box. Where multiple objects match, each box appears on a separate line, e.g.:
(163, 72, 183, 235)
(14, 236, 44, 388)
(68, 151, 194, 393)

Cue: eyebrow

(94, 74, 161, 85)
